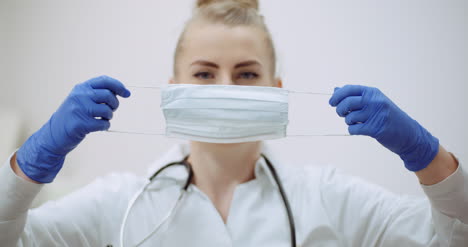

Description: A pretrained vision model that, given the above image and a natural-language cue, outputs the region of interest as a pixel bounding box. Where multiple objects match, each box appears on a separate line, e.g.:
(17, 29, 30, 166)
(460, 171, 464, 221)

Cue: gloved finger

(335, 96, 364, 117)
(87, 119, 111, 132)
(88, 75, 131, 98)
(345, 110, 369, 125)
(348, 123, 365, 135)
(348, 121, 377, 136)
(90, 103, 114, 120)
(329, 85, 365, 107)
(91, 89, 120, 110)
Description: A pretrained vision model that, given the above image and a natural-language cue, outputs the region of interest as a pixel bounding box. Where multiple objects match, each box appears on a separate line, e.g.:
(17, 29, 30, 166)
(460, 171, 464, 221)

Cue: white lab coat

(0, 143, 467, 247)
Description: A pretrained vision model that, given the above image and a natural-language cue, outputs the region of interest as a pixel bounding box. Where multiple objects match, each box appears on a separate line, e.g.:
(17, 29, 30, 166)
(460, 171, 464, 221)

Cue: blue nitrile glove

(329, 85, 439, 172)
(16, 75, 131, 183)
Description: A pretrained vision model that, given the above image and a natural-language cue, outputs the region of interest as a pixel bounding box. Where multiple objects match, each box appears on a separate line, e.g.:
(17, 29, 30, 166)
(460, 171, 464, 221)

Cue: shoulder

(279, 162, 393, 196)
(277, 163, 334, 193)
(274, 163, 330, 210)
(277, 162, 403, 212)
(277, 163, 400, 226)
(81, 172, 147, 200)
(26, 172, 148, 235)
(38, 172, 147, 214)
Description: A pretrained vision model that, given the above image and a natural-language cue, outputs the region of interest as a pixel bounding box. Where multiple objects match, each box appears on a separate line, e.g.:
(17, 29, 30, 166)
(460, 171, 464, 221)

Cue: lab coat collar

(145, 142, 282, 189)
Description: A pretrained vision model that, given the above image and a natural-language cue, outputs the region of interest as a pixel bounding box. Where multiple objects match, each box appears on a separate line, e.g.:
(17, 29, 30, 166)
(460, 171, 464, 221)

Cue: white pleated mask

(160, 84, 289, 143)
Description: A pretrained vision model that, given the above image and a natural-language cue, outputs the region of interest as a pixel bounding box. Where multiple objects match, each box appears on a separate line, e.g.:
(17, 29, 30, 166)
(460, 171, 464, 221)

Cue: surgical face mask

(108, 84, 350, 139)
(160, 84, 289, 143)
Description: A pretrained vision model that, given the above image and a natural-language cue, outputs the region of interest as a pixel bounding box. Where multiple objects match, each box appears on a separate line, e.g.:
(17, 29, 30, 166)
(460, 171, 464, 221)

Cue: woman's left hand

(329, 85, 439, 172)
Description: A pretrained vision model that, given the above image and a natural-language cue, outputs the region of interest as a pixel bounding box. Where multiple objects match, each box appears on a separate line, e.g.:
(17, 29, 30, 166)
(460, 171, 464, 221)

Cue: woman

(1, 0, 467, 246)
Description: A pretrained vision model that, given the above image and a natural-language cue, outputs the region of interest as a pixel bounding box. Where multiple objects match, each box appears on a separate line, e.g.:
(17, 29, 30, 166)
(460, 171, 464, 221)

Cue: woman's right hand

(15, 75, 131, 183)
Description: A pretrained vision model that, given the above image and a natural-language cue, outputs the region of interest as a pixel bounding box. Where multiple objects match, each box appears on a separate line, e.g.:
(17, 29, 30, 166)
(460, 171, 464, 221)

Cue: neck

(188, 141, 262, 191)
(188, 141, 262, 222)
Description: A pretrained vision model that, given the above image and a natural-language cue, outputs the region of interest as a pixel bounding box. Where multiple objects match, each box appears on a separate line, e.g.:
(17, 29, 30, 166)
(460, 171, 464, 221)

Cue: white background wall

(1, 0, 467, 206)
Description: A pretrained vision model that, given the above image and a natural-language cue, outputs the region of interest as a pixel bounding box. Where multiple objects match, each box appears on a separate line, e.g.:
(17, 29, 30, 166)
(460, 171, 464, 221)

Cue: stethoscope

(119, 154, 296, 247)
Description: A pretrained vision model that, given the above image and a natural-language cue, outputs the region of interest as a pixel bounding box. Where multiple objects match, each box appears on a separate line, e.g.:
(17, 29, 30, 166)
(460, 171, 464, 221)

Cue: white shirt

(0, 143, 467, 247)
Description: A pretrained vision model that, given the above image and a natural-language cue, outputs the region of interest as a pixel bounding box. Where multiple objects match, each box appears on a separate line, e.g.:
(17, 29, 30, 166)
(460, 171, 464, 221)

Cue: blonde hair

(173, 0, 277, 75)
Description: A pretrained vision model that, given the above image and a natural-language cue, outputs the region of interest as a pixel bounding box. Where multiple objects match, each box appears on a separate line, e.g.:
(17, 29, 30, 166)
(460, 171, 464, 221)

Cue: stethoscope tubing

(119, 155, 296, 247)
(262, 154, 297, 246)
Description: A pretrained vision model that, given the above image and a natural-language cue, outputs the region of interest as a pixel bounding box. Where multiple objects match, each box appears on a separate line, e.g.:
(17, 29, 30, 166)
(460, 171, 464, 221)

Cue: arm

(329, 85, 468, 245)
(318, 165, 468, 247)
(328, 85, 458, 178)
(0, 151, 141, 247)
(11, 153, 40, 184)
(15, 75, 130, 184)
(415, 145, 458, 185)
(0, 75, 131, 246)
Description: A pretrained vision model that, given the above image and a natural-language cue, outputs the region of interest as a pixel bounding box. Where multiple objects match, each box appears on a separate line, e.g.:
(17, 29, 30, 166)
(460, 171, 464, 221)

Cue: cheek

(248, 77, 277, 87)
(173, 70, 204, 85)
(261, 72, 277, 86)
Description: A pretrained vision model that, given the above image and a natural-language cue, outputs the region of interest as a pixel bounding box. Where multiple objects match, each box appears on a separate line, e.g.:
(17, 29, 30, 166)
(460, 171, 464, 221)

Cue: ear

(274, 77, 283, 88)
(169, 78, 176, 84)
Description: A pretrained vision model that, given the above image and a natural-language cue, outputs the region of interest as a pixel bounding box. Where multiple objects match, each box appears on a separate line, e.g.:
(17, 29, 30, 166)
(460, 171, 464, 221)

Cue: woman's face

(172, 22, 281, 87)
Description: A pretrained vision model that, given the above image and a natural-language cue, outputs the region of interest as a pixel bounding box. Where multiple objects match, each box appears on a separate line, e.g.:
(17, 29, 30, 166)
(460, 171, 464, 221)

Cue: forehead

(179, 22, 271, 64)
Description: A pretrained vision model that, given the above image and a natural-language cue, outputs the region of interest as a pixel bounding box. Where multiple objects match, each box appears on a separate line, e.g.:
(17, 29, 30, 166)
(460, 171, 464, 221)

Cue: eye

(194, 72, 214, 80)
(238, 72, 259, 80)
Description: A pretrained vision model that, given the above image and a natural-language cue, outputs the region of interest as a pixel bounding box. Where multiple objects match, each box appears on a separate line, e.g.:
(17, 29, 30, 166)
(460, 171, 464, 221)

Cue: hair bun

(197, 0, 259, 11)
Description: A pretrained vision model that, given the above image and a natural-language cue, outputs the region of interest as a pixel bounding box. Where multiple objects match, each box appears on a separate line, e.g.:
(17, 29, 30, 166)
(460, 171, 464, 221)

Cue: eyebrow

(190, 60, 219, 68)
(190, 60, 262, 69)
(235, 60, 261, 69)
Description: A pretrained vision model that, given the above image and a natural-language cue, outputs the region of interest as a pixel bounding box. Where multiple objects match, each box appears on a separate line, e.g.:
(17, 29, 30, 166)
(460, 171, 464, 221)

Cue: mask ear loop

(126, 85, 333, 95)
(127, 85, 163, 89)
(107, 130, 351, 137)
(287, 89, 332, 96)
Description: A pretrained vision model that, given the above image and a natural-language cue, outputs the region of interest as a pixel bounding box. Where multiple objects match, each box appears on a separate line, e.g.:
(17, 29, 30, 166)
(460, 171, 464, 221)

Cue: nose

(217, 71, 235, 85)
